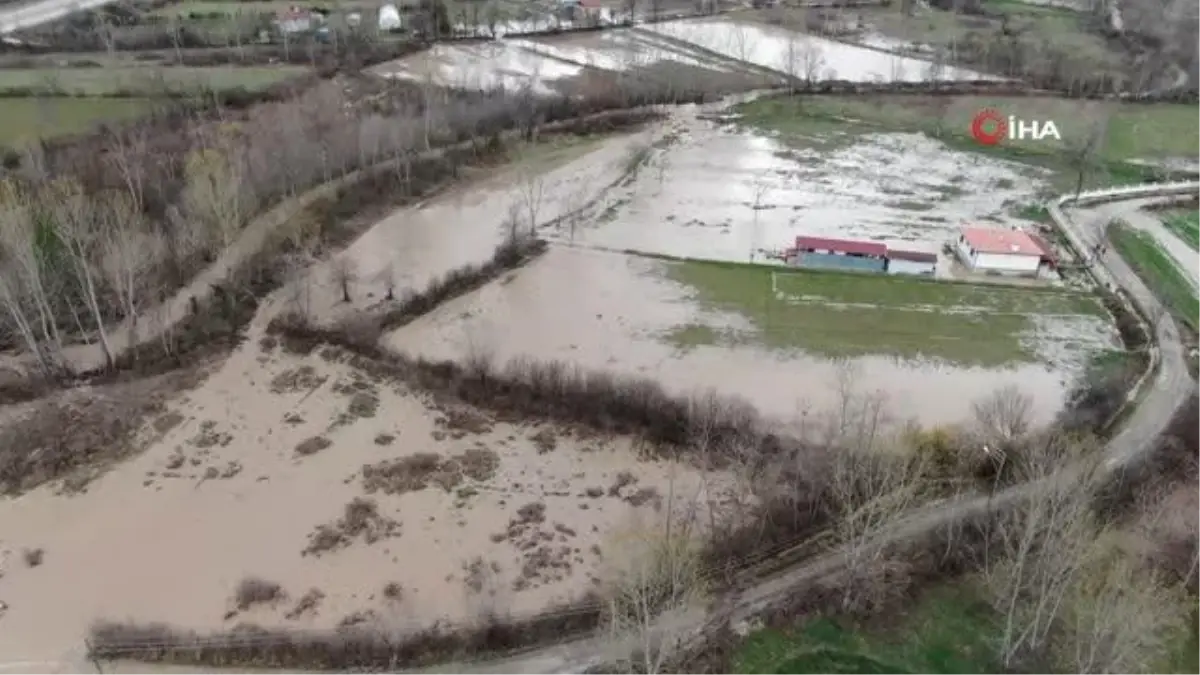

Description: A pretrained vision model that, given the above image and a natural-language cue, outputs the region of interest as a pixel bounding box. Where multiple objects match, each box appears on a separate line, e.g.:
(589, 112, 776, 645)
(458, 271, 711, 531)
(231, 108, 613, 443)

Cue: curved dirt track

(74, 186, 1199, 675)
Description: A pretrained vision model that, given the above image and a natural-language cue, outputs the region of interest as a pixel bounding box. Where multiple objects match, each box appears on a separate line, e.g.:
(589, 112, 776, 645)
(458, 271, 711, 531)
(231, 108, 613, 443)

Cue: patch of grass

(660, 259, 1108, 367)
(735, 583, 1002, 674)
(1109, 222, 1198, 332)
(0, 66, 309, 96)
(152, 0, 375, 16)
(0, 97, 156, 146)
(1162, 211, 1199, 250)
(735, 95, 1199, 190)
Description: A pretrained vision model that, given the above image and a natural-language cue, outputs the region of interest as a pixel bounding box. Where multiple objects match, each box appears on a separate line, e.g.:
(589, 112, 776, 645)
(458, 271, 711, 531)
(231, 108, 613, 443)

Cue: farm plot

(0, 66, 310, 95)
(0, 97, 155, 146)
(385, 246, 1118, 428)
(368, 29, 763, 96)
(369, 41, 585, 96)
(640, 16, 991, 82)
(544, 107, 1048, 267)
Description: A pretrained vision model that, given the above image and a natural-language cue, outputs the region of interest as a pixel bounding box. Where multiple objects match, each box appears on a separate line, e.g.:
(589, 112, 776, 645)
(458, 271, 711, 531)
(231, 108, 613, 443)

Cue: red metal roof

(959, 227, 1044, 257)
(1026, 232, 1058, 264)
(794, 236, 887, 257)
(888, 249, 938, 264)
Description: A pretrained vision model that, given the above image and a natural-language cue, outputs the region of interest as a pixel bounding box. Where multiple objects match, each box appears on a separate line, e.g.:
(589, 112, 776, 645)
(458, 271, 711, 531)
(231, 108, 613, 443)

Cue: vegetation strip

(1108, 221, 1199, 332)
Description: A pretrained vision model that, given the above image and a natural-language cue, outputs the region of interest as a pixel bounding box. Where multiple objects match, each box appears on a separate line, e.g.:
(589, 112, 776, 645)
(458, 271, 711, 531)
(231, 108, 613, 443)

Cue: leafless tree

(800, 42, 825, 85)
(0, 186, 63, 374)
(182, 141, 245, 252)
(99, 192, 159, 349)
(381, 263, 398, 301)
(602, 505, 705, 674)
(1067, 105, 1113, 200)
(971, 385, 1033, 444)
(985, 435, 1102, 668)
(1061, 534, 1191, 674)
(46, 179, 116, 369)
(828, 446, 927, 611)
(331, 256, 356, 303)
(517, 169, 546, 237)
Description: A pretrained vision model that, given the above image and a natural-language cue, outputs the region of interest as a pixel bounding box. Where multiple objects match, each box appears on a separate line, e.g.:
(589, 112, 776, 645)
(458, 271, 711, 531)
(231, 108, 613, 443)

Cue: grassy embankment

(1108, 222, 1198, 333)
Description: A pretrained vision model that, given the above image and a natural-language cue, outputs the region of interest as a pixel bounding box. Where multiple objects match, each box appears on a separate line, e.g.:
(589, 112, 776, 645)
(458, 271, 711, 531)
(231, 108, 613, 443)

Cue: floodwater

(370, 41, 583, 95)
(296, 128, 665, 327)
(0, 339, 719, 665)
(642, 17, 990, 82)
(385, 245, 1076, 428)
(513, 28, 750, 74)
(543, 111, 1048, 268)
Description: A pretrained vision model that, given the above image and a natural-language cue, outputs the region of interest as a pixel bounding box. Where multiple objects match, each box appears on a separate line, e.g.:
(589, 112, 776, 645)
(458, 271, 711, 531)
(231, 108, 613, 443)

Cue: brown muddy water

(293, 126, 667, 328)
(385, 245, 1080, 428)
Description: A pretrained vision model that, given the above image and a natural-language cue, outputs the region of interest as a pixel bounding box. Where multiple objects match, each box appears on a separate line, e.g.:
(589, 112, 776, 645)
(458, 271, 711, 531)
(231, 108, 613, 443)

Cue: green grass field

(734, 95, 1199, 190)
(0, 66, 309, 96)
(735, 584, 1003, 674)
(0, 98, 157, 147)
(661, 260, 1109, 367)
(152, 0, 380, 16)
(1162, 210, 1199, 250)
(1108, 222, 1199, 332)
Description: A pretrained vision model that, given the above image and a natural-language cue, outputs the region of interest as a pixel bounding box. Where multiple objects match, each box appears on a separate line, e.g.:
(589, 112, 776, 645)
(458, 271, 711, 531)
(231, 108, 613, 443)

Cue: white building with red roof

(955, 226, 1048, 276)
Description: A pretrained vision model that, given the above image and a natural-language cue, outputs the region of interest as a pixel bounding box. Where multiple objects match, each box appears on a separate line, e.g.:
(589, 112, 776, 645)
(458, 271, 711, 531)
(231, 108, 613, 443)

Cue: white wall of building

(887, 259, 936, 276)
(955, 240, 1041, 275)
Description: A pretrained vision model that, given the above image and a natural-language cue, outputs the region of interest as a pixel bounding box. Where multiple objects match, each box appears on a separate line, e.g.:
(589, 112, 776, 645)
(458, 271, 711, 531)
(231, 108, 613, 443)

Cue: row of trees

(600, 372, 1196, 673)
(0, 60, 749, 376)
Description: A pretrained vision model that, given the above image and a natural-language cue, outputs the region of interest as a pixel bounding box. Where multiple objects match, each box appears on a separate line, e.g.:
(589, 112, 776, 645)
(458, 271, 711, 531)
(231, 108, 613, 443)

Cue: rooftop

(794, 235, 888, 258)
(960, 226, 1045, 257)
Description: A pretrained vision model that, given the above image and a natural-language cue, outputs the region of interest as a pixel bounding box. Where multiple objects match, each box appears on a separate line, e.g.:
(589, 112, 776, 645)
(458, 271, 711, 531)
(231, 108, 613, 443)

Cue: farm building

(886, 249, 938, 276)
(788, 236, 888, 273)
(955, 226, 1047, 276)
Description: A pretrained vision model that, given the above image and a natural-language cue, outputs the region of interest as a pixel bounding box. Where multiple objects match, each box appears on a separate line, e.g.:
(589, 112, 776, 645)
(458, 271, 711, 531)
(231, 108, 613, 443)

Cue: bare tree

(828, 446, 927, 611)
(381, 262, 398, 301)
(0, 186, 63, 374)
(99, 192, 159, 350)
(971, 385, 1033, 444)
(985, 435, 1102, 668)
(1067, 105, 1113, 200)
(45, 179, 116, 369)
(517, 169, 545, 237)
(1061, 535, 1191, 674)
(182, 141, 245, 252)
(331, 256, 356, 303)
(602, 506, 705, 675)
(800, 41, 825, 85)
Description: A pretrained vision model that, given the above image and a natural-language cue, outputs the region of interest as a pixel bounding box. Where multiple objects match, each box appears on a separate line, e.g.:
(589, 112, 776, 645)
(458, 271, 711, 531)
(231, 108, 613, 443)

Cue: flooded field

(642, 16, 990, 81)
(0, 335, 724, 663)
(368, 27, 766, 96)
(291, 129, 665, 328)
(384, 246, 1117, 428)
(543, 108, 1048, 267)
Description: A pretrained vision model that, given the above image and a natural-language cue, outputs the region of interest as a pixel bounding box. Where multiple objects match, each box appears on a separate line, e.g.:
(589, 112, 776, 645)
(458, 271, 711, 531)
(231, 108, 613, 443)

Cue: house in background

(788, 236, 889, 273)
(955, 226, 1046, 277)
(274, 6, 318, 35)
(886, 248, 938, 276)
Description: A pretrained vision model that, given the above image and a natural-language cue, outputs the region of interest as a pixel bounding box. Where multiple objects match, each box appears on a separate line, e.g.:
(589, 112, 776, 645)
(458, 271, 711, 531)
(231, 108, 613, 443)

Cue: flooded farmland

(384, 245, 1111, 427)
(541, 107, 1050, 270)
